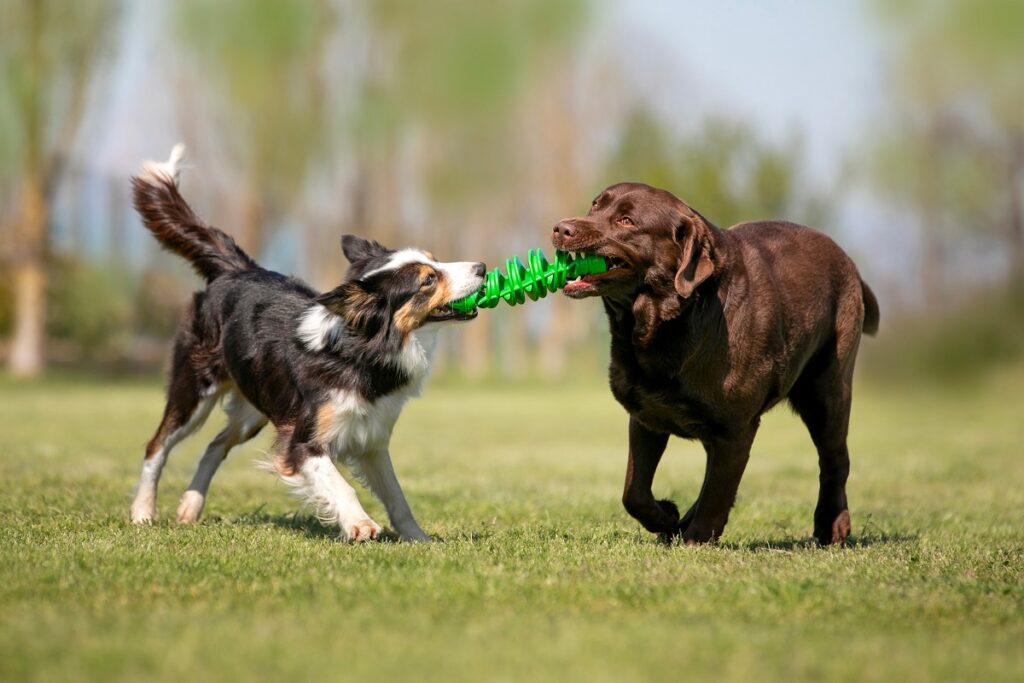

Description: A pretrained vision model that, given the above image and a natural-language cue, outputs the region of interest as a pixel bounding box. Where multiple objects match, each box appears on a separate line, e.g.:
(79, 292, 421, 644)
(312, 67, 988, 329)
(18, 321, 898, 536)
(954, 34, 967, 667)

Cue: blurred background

(1, 0, 1022, 384)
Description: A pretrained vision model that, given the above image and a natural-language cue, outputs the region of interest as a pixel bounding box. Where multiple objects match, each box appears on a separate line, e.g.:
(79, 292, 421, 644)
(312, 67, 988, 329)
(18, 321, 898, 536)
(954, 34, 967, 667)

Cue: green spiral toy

(449, 249, 607, 313)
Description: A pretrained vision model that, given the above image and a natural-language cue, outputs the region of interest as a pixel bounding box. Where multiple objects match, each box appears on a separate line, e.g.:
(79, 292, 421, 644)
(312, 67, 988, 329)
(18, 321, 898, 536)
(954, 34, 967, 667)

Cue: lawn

(1, 367, 1022, 682)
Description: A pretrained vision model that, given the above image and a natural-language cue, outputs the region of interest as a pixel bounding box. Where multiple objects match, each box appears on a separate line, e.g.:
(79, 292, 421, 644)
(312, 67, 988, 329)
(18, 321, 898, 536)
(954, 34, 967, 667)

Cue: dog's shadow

(222, 507, 917, 550)
(721, 530, 919, 552)
(227, 507, 406, 543)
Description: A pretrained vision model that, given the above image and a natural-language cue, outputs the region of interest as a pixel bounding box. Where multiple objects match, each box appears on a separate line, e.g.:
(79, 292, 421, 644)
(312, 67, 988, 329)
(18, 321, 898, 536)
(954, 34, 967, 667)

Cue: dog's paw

(343, 518, 382, 542)
(130, 498, 156, 524)
(400, 529, 432, 543)
(176, 491, 205, 524)
(816, 509, 851, 546)
(654, 499, 682, 544)
(130, 509, 154, 524)
(656, 499, 681, 525)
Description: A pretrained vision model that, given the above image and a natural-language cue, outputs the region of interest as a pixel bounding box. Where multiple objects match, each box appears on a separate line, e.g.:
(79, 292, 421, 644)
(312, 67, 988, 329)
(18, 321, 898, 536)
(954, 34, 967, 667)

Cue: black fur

(131, 172, 436, 431)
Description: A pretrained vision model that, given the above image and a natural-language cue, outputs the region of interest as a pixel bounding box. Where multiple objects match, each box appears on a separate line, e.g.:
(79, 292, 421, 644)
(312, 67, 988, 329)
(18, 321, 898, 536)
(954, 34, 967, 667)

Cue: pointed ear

(341, 234, 390, 264)
(316, 280, 376, 325)
(673, 215, 715, 298)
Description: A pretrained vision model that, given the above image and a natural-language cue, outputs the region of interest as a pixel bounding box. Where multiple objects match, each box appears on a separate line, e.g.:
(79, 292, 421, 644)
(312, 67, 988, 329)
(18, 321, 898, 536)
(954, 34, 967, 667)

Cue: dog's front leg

(357, 448, 430, 542)
(290, 439, 382, 542)
(680, 428, 757, 544)
(622, 416, 679, 538)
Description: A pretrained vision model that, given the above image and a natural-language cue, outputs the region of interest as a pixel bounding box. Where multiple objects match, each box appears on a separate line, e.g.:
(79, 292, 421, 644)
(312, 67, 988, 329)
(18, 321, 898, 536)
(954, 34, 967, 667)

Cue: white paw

(343, 518, 382, 542)
(130, 502, 155, 524)
(176, 491, 205, 524)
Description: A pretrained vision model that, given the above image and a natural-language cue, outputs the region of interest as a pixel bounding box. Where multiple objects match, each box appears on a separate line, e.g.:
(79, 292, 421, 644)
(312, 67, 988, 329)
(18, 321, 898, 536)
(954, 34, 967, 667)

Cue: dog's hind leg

(131, 363, 223, 524)
(177, 391, 267, 523)
(789, 338, 859, 546)
(354, 448, 429, 542)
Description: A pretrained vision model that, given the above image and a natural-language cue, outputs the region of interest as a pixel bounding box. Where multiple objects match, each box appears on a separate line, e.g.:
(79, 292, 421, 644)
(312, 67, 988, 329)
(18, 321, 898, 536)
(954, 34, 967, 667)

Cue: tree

(868, 0, 1024, 303)
(606, 108, 832, 230)
(0, 0, 116, 376)
(361, 0, 590, 378)
(176, 0, 335, 259)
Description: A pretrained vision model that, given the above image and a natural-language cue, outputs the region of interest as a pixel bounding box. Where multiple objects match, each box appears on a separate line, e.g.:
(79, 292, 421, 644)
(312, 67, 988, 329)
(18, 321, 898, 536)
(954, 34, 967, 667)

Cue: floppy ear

(673, 216, 714, 298)
(316, 280, 377, 326)
(340, 234, 390, 264)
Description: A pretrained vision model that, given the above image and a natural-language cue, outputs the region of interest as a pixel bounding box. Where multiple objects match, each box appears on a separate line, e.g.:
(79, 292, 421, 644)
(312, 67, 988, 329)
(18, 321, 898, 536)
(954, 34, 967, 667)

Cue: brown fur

(553, 182, 878, 546)
(132, 175, 255, 282)
(392, 266, 455, 336)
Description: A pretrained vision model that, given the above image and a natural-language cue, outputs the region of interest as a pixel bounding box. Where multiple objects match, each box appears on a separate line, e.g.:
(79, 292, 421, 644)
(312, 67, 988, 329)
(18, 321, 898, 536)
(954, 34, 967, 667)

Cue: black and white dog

(129, 145, 484, 541)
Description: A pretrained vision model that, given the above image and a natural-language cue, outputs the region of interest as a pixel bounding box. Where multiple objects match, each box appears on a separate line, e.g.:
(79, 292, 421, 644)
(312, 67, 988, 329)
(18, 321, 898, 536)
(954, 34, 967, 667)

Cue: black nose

(553, 221, 576, 239)
(473, 262, 486, 277)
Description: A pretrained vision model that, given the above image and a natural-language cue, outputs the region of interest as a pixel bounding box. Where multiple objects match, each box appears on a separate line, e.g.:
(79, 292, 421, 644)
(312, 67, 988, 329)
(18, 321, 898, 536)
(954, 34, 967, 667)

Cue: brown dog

(552, 182, 878, 546)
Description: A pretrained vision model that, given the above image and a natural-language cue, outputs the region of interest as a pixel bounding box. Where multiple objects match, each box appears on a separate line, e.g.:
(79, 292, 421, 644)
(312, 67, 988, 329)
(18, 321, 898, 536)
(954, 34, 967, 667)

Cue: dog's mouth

(563, 250, 632, 298)
(427, 301, 478, 322)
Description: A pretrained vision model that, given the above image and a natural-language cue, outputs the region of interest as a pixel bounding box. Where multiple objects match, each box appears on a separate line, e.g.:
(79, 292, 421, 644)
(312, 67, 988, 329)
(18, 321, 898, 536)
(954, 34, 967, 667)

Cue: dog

(128, 145, 484, 541)
(552, 182, 879, 546)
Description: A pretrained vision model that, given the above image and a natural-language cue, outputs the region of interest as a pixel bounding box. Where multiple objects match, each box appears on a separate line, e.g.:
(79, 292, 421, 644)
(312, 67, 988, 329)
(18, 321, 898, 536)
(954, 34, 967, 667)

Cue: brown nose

(553, 221, 576, 239)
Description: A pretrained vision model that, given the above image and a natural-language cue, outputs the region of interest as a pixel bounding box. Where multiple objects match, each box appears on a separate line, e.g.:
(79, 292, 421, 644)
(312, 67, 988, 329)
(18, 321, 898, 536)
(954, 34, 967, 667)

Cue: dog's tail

(131, 144, 257, 282)
(861, 279, 880, 336)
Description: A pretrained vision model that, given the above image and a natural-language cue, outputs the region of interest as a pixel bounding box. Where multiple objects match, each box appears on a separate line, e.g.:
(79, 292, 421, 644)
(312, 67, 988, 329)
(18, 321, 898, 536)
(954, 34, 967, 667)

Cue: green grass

(1, 369, 1022, 682)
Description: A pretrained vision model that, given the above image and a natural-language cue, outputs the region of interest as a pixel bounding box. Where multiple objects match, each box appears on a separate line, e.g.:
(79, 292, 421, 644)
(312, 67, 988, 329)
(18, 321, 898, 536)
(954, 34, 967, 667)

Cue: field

(1, 368, 1022, 682)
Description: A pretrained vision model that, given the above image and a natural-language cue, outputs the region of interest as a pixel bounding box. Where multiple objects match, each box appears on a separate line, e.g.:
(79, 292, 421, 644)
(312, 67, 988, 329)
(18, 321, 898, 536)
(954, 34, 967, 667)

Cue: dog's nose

(553, 221, 576, 239)
(473, 262, 486, 277)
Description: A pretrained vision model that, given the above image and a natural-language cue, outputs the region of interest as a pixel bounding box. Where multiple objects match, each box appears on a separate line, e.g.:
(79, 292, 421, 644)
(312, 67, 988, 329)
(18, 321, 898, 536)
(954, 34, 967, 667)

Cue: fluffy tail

(861, 279, 880, 336)
(131, 144, 256, 282)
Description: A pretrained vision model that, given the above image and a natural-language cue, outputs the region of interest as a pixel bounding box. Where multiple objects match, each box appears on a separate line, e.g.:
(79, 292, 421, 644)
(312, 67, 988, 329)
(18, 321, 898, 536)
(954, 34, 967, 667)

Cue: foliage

(0, 377, 1022, 681)
(863, 283, 1024, 384)
(0, 267, 12, 336)
(133, 269, 191, 339)
(364, 0, 590, 206)
(866, 0, 1024, 284)
(0, 0, 117, 182)
(175, 0, 335, 239)
(605, 108, 833, 229)
(46, 258, 135, 357)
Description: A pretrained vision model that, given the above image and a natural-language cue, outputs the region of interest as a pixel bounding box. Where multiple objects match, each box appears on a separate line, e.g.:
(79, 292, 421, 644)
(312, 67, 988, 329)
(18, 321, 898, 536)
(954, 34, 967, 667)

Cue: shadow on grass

(228, 507, 408, 543)
(720, 530, 919, 552)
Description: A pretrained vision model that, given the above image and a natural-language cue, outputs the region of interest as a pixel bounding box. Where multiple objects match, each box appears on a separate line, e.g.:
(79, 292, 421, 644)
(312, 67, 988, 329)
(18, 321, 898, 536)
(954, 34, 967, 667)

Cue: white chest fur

(319, 330, 438, 461)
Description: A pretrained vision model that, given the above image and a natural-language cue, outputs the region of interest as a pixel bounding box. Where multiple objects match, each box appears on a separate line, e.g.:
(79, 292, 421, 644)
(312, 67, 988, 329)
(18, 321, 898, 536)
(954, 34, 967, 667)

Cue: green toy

(449, 249, 607, 313)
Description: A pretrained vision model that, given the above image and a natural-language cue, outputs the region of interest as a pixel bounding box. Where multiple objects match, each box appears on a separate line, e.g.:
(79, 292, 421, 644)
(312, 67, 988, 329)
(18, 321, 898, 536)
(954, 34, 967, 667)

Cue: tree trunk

(8, 259, 47, 377)
(537, 63, 582, 376)
(9, 167, 48, 379)
(239, 187, 266, 261)
(1008, 137, 1024, 283)
(8, 0, 46, 377)
(460, 210, 490, 379)
(918, 123, 944, 310)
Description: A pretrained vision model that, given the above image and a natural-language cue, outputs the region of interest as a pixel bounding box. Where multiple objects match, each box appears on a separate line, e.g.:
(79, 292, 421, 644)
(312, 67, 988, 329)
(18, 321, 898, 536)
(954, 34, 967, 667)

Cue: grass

(1, 367, 1022, 682)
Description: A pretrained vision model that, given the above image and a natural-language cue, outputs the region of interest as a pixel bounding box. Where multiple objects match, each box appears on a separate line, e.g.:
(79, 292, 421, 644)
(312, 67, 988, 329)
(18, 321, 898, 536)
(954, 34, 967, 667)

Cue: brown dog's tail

(131, 144, 257, 282)
(861, 280, 880, 336)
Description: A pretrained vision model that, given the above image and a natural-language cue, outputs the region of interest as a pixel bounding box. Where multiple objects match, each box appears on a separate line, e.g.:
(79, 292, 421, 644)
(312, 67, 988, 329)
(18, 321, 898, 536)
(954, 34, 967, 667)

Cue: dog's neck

(297, 303, 436, 383)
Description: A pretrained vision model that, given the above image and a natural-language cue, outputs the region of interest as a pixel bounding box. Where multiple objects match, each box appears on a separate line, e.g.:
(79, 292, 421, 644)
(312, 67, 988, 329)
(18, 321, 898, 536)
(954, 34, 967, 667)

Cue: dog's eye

(618, 216, 635, 227)
(421, 273, 437, 289)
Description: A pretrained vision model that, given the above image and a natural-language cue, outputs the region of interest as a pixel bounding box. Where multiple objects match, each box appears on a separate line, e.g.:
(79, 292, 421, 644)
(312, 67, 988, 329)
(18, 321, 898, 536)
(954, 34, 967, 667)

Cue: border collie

(128, 145, 484, 541)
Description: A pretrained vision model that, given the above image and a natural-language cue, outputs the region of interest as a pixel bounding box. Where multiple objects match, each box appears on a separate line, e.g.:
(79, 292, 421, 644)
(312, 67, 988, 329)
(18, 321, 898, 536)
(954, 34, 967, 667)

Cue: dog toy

(449, 249, 606, 313)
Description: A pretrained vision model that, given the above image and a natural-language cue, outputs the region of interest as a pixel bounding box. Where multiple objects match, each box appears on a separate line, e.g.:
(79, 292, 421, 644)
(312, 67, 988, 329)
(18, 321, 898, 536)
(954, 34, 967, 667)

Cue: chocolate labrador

(552, 182, 879, 545)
